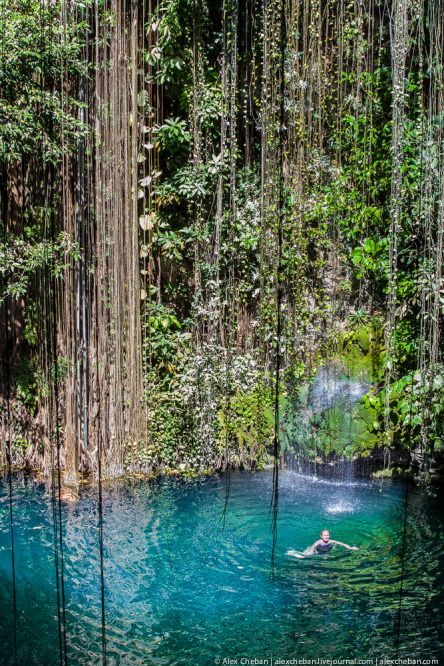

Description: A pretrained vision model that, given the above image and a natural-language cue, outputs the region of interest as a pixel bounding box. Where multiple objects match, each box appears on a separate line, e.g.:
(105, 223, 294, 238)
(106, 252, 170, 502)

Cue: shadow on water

(0, 470, 443, 664)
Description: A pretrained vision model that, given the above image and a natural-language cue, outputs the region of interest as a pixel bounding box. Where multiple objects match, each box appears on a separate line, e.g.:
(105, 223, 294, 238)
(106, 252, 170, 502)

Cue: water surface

(0, 470, 443, 664)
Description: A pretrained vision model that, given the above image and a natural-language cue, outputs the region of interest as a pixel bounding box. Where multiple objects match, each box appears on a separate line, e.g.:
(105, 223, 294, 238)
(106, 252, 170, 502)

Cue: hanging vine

(0, 0, 443, 485)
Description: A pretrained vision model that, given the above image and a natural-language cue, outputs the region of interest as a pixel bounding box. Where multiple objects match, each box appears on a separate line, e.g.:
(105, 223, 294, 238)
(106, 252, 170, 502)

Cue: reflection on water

(0, 471, 443, 664)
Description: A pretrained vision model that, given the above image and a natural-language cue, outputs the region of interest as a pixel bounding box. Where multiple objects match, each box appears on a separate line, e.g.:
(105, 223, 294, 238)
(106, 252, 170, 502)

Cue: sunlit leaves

(0, 232, 80, 300)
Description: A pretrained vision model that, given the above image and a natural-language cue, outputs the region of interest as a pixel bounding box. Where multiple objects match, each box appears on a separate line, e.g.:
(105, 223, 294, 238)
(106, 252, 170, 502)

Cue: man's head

(320, 529, 330, 542)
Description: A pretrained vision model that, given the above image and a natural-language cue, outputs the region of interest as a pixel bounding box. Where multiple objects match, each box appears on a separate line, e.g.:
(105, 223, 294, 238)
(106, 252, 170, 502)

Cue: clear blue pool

(1, 470, 443, 664)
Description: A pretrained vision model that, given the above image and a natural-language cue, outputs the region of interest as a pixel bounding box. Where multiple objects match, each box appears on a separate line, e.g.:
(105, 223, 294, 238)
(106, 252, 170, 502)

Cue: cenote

(1, 471, 443, 665)
(3, 0, 444, 663)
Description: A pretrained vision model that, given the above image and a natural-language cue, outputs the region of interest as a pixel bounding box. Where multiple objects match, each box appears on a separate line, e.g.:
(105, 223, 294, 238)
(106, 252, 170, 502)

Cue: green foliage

(282, 324, 384, 460)
(14, 354, 67, 414)
(156, 153, 223, 204)
(146, 0, 193, 85)
(126, 391, 198, 472)
(0, 0, 88, 163)
(12, 436, 30, 456)
(361, 367, 444, 455)
(15, 357, 39, 414)
(225, 168, 262, 301)
(0, 232, 80, 301)
(351, 238, 389, 282)
(152, 118, 191, 170)
(217, 383, 274, 469)
(143, 303, 191, 383)
(4, 0, 443, 482)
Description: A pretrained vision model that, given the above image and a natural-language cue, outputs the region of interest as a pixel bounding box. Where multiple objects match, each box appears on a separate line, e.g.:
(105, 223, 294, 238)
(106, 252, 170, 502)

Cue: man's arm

(331, 540, 359, 550)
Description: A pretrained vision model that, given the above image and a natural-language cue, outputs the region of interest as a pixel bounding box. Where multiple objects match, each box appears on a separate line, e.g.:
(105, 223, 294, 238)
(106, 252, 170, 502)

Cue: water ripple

(0, 471, 443, 664)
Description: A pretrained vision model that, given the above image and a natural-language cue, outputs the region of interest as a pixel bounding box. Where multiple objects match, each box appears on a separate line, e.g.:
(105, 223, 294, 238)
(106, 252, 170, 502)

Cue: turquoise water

(0, 470, 443, 665)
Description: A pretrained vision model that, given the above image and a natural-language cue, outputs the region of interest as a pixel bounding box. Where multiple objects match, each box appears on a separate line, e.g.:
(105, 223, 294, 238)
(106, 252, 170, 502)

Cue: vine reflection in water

(0, 471, 443, 664)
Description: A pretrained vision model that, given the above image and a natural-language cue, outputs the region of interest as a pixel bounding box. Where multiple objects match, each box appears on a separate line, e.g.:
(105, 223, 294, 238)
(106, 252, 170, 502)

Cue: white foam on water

(325, 499, 355, 514)
(284, 471, 372, 488)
